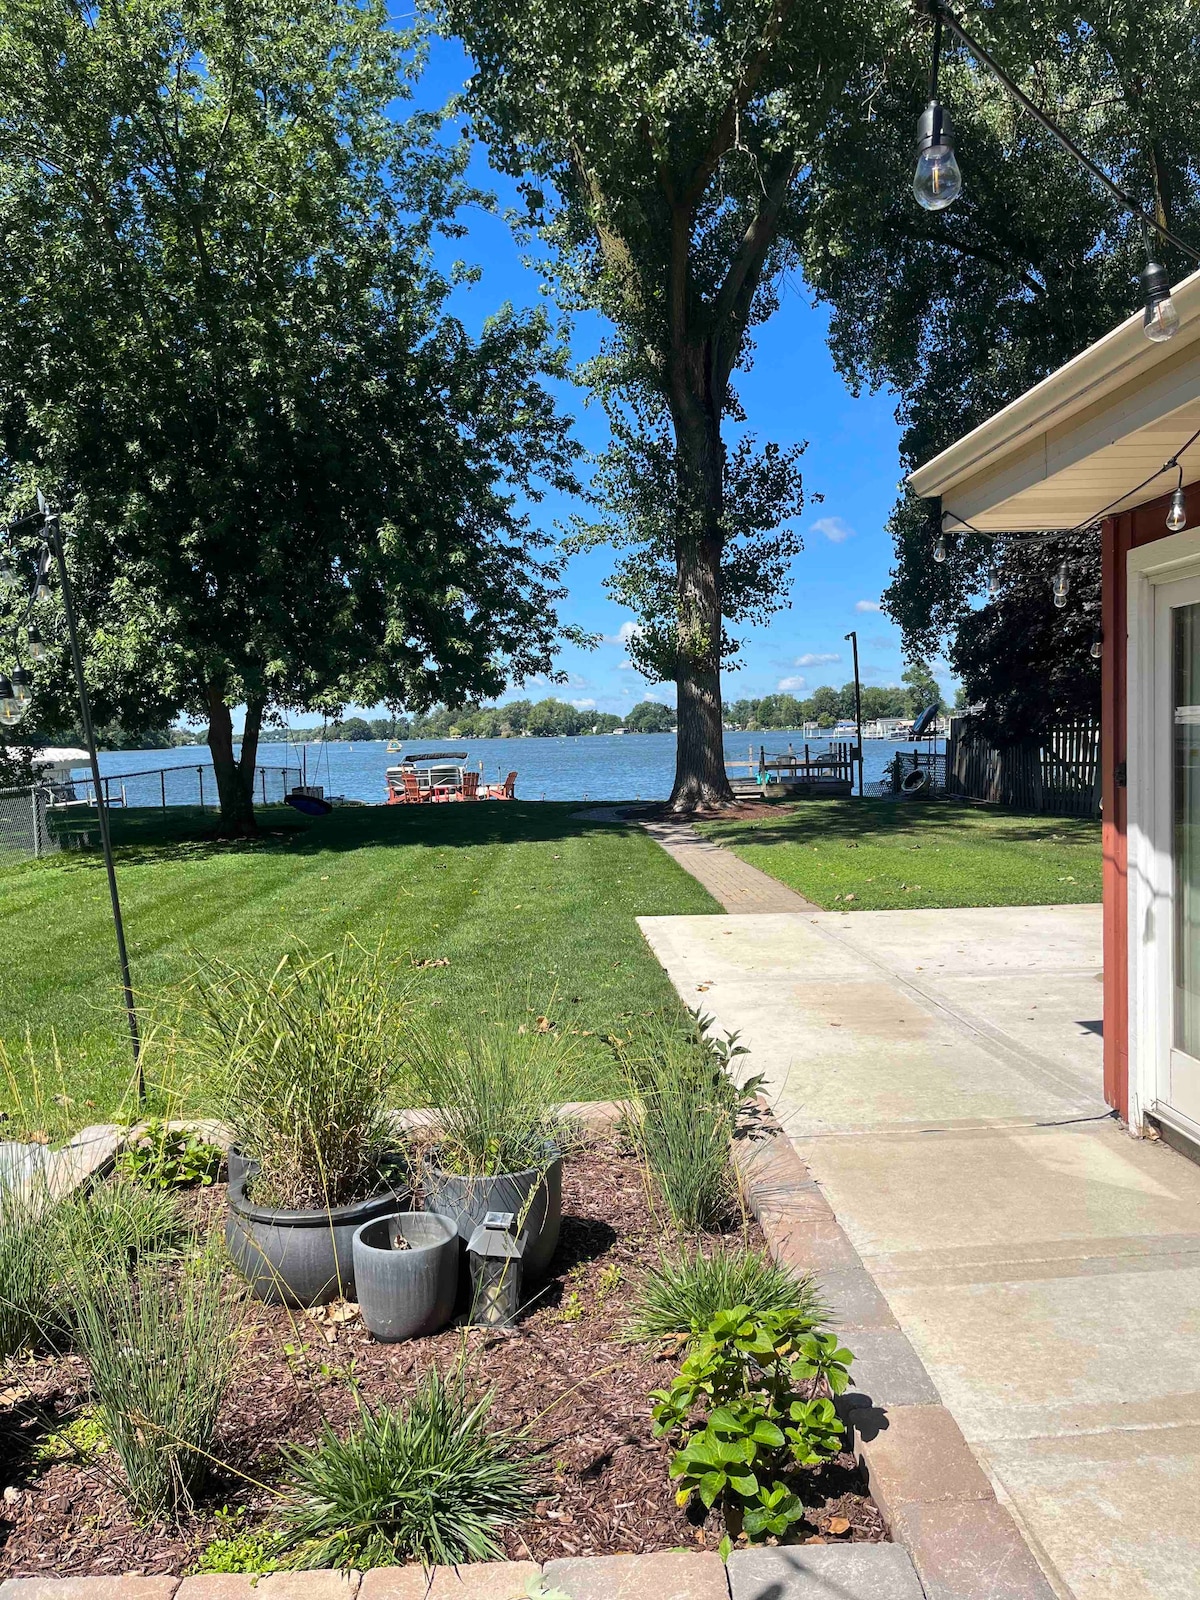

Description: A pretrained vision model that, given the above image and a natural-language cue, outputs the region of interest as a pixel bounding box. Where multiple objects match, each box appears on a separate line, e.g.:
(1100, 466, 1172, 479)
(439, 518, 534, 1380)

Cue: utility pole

(844, 629, 864, 797)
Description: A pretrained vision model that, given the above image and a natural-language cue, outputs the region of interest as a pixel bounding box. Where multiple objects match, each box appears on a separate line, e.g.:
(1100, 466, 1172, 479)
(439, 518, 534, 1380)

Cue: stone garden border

(2, 1107, 1056, 1599)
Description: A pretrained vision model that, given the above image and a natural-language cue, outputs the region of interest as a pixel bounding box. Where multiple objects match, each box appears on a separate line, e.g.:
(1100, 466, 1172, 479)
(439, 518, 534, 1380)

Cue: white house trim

(1126, 526, 1200, 1135)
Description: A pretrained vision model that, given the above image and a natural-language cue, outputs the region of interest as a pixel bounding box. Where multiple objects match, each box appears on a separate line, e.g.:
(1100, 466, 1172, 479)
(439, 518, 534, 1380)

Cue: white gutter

(909, 266, 1200, 500)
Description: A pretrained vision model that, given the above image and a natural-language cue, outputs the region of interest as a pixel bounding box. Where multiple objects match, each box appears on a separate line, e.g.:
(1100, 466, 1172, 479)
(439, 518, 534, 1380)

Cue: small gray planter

(424, 1154, 562, 1280)
(227, 1176, 413, 1307)
(352, 1212, 459, 1341)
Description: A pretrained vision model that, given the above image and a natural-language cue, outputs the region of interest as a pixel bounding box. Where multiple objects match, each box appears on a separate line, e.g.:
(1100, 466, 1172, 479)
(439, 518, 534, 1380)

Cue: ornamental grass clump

(71, 1246, 239, 1521)
(625, 1246, 825, 1345)
(0, 1176, 183, 1361)
(409, 1015, 577, 1178)
(278, 1367, 536, 1569)
(189, 942, 410, 1210)
(617, 1012, 750, 1232)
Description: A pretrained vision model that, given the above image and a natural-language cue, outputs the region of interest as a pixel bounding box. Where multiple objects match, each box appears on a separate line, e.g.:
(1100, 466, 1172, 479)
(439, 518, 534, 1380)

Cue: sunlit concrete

(639, 903, 1200, 1600)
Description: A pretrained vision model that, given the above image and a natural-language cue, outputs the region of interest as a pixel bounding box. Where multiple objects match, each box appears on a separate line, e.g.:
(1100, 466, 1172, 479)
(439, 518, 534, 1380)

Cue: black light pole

(35, 491, 143, 1098)
(844, 629, 864, 797)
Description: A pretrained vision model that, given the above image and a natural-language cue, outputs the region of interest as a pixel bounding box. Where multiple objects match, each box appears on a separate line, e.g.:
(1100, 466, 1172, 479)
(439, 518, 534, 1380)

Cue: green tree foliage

(441, 0, 885, 807)
(0, 0, 578, 832)
(624, 700, 677, 734)
(798, 3, 1200, 732)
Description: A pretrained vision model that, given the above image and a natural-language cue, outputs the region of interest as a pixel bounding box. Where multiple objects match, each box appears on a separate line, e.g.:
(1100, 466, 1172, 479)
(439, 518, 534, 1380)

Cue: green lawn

(696, 799, 1101, 911)
(0, 802, 717, 1132)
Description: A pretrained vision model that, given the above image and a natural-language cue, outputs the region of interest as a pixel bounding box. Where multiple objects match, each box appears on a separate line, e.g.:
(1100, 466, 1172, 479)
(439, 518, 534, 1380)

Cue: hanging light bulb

(9, 666, 32, 707)
(33, 568, 51, 603)
(26, 625, 43, 662)
(1052, 560, 1070, 608)
(913, 101, 962, 211)
(1090, 634, 1103, 660)
(988, 565, 1001, 598)
(0, 555, 14, 586)
(1142, 261, 1180, 342)
(933, 534, 947, 564)
(0, 675, 19, 728)
(1168, 481, 1188, 532)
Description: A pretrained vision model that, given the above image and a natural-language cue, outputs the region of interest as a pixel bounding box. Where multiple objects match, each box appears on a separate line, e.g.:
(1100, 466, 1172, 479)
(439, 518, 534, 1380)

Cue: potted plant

(352, 1211, 459, 1341)
(188, 942, 413, 1306)
(410, 1019, 574, 1282)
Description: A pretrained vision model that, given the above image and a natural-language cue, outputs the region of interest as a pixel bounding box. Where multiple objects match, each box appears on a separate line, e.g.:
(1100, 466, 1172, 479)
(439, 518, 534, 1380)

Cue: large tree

(797, 0, 1200, 731)
(0, 0, 578, 832)
(442, 0, 879, 808)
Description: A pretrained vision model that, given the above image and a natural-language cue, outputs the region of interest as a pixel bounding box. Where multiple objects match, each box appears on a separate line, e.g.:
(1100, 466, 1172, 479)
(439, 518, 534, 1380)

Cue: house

(909, 266, 1200, 1155)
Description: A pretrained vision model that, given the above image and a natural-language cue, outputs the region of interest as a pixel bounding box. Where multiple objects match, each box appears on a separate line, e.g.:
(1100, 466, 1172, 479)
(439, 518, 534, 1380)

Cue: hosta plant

(650, 1306, 853, 1553)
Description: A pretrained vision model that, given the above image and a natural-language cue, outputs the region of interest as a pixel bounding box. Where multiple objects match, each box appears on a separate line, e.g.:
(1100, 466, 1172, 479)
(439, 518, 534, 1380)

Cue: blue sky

(360, 36, 933, 721)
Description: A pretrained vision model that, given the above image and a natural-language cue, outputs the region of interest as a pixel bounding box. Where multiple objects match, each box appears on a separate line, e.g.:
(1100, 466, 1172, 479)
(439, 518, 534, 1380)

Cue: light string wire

(937, 418, 1200, 550)
(926, 0, 1200, 264)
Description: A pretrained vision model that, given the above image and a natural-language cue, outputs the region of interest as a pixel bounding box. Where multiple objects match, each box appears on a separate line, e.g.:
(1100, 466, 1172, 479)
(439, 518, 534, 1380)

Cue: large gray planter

(424, 1154, 562, 1280)
(352, 1212, 459, 1342)
(226, 1145, 258, 1197)
(227, 1177, 413, 1307)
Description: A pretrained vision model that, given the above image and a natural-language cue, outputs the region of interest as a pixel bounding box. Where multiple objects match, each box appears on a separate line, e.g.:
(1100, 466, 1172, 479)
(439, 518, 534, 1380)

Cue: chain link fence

(0, 763, 303, 861)
(0, 786, 57, 857)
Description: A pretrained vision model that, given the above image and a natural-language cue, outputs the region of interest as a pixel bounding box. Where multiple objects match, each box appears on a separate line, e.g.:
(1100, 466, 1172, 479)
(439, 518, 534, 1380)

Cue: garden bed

(0, 1136, 883, 1576)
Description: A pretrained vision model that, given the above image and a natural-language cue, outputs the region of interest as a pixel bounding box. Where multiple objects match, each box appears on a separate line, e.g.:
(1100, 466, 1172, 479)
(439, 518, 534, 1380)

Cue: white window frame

(1127, 525, 1200, 1135)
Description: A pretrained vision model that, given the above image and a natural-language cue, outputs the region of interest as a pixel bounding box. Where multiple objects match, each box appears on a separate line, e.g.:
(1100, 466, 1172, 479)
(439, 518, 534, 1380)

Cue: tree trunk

(206, 687, 262, 836)
(668, 382, 735, 813)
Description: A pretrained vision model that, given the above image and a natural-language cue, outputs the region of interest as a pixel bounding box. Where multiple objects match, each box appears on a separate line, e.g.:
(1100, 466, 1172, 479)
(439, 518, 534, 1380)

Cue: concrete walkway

(640, 904, 1200, 1600)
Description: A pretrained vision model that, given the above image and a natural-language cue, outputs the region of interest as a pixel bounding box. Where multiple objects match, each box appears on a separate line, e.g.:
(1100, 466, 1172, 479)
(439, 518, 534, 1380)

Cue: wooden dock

(728, 740, 857, 798)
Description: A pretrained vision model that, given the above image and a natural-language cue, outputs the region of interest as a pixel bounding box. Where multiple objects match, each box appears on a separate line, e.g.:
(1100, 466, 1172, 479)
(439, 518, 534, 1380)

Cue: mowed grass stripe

(0, 802, 717, 1127)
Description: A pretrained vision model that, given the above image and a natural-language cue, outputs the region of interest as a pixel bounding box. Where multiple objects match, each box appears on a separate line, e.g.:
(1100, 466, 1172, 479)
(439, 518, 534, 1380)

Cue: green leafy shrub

(409, 1014, 578, 1177)
(650, 1306, 853, 1552)
(625, 1247, 824, 1344)
(33, 1407, 109, 1468)
(71, 1247, 240, 1520)
(186, 942, 410, 1209)
(190, 1509, 283, 1574)
(279, 1368, 536, 1569)
(118, 1122, 224, 1190)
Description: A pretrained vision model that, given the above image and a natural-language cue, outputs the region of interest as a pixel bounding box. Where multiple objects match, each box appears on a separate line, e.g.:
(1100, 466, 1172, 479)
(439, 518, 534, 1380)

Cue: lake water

(91, 733, 929, 806)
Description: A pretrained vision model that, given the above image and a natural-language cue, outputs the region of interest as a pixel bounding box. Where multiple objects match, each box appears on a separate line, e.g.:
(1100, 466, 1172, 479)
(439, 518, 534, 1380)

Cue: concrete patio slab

(640, 901, 1200, 1600)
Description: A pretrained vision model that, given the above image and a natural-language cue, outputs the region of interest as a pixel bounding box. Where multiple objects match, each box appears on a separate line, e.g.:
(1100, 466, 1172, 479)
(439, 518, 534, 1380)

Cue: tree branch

(681, 0, 798, 212)
(710, 156, 798, 391)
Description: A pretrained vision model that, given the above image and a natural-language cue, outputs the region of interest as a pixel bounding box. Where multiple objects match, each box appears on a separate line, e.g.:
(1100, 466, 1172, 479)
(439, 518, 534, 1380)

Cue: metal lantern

(467, 1211, 525, 1328)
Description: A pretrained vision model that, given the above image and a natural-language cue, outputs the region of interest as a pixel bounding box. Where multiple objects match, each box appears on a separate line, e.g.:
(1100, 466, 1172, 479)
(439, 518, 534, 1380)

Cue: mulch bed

(0, 1137, 884, 1576)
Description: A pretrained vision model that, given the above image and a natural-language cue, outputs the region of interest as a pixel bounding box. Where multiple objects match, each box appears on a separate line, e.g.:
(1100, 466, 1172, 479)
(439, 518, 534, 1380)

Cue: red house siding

(1102, 480, 1200, 1121)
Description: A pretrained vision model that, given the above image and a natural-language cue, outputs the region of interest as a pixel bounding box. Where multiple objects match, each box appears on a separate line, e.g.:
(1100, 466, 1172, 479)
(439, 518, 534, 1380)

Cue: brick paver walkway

(639, 819, 818, 913)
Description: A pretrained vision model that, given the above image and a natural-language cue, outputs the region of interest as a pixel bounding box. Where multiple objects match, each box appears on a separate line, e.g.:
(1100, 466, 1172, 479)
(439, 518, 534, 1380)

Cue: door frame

(1128, 526, 1200, 1136)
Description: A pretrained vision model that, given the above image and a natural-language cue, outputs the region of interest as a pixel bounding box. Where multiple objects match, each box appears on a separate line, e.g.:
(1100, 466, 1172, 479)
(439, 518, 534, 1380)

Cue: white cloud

(855, 599, 882, 613)
(571, 698, 596, 709)
(811, 516, 855, 544)
(643, 690, 667, 702)
(777, 675, 807, 692)
(616, 659, 636, 671)
(604, 620, 643, 645)
(795, 652, 841, 668)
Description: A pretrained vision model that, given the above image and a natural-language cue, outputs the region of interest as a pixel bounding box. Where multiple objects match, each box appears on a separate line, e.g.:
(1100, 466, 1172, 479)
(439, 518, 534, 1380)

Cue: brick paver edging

(733, 1118, 1060, 1600)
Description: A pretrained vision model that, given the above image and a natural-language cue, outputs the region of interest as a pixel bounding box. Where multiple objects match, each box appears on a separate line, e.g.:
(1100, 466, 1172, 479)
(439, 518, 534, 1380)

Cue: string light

(26, 625, 43, 661)
(913, 15, 962, 212)
(933, 534, 947, 563)
(988, 566, 1001, 598)
(1143, 262, 1181, 343)
(1091, 634, 1103, 660)
(1167, 466, 1188, 530)
(1052, 561, 1070, 608)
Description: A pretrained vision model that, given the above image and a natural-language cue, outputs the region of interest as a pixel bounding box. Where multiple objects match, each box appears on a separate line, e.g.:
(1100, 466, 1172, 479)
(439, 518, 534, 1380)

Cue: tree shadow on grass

(36, 801, 643, 871)
(700, 797, 1099, 851)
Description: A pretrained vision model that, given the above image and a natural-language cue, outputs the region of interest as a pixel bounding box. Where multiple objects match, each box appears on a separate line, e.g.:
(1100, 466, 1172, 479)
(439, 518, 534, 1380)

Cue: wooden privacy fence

(944, 716, 1101, 817)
